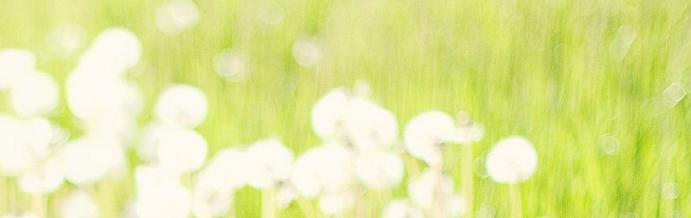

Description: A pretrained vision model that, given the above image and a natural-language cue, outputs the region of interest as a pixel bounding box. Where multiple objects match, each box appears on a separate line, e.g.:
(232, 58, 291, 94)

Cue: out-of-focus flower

(136, 122, 176, 162)
(318, 191, 355, 215)
(191, 188, 232, 218)
(407, 170, 466, 217)
(381, 200, 424, 218)
(59, 191, 99, 218)
(156, 127, 208, 174)
(256, 1, 284, 26)
(134, 165, 192, 218)
(244, 138, 294, 189)
(155, 84, 208, 128)
(311, 88, 350, 141)
(354, 150, 403, 189)
(0, 49, 35, 89)
(18, 157, 64, 194)
(48, 23, 86, 58)
(0, 117, 64, 176)
(276, 185, 298, 209)
(403, 111, 456, 166)
(214, 50, 250, 82)
(293, 37, 324, 67)
(156, 0, 200, 35)
(66, 72, 142, 122)
(662, 82, 686, 107)
(9, 71, 59, 117)
(290, 143, 353, 197)
(447, 123, 484, 145)
(343, 98, 398, 151)
(485, 136, 538, 184)
(78, 27, 142, 74)
(195, 149, 249, 193)
(60, 137, 125, 185)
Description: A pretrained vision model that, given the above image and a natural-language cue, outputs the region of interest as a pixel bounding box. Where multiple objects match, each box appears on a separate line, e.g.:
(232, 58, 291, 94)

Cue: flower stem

(509, 184, 522, 218)
(261, 188, 277, 218)
(462, 144, 474, 218)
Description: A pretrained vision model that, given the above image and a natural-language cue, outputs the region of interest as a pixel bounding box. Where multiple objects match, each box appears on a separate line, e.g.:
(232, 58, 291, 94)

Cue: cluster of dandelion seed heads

(0, 5, 540, 218)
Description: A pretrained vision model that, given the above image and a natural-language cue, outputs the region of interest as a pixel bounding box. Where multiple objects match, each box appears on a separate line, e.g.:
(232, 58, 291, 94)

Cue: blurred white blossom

(156, 127, 208, 174)
(293, 37, 324, 67)
(0, 49, 35, 89)
(485, 136, 538, 184)
(59, 191, 99, 218)
(9, 71, 59, 117)
(381, 200, 424, 218)
(245, 138, 294, 189)
(155, 84, 208, 128)
(354, 150, 403, 189)
(156, 0, 200, 34)
(403, 111, 456, 166)
(290, 143, 353, 197)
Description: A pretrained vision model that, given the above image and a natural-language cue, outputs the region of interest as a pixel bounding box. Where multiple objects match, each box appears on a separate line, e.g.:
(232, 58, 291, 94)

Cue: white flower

(290, 143, 353, 197)
(156, 0, 200, 34)
(136, 122, 177, 162)
(0, 49, 35, 89)
(60, 137, 124, 185)
(276, 185, 298, 209)
(213, 50, 250, 82)
(134, 166, 192, 218)
(59, 191, 99, 218)
(255, 1, 284, 26)
(407, 170, 466, 217)
(318, 191, 354, 215)
(293, 37, 323, 67)
(354, 150, 403, 189)
(195, 149, 249, 193)
(311, 88, 350, 141)
(18, 158, 64, 194)
(79, 27, 142, 74)
(157, 127, 208, 174)
(381, 200, 423, 218)
(0, 116, 36, 176)
(8, 71, 59, 117)
(48, 23, 86, 58)
(343, 98, 398, 151)
(244, 138, 294, 189)
(155, 84, 208, 128)
(403, 111, 456, 166)
(485, 136, 538, 184)
(191, 189, 232, 218)
(66, 72, 142, 121)
(447, 123, 484, 145)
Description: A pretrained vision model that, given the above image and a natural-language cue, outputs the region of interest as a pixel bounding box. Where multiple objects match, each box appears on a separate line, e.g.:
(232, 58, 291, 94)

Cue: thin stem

(31, 194, 45, 218)
(462, 144, 474, 218)
(509, 184, 523, 218)
(261, 188, 277, 218)
(430, 162, 444, 218)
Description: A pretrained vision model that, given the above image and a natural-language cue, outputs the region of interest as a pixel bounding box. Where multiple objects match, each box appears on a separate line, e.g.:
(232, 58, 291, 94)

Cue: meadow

(0, 0, 689, 217)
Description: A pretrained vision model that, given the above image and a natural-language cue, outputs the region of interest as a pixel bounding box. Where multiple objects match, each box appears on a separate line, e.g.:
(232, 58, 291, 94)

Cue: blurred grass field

(1, 0, 690, 217)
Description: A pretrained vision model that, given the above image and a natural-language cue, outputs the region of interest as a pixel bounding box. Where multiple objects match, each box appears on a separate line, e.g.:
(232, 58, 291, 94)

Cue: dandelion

(381, 200, 424, 218)
(134, 165, 192, 218)
(485, 136, 538, 184)
(317, 191, 355, 215)
(256, 1, 284, 26)
(293, 37, 324, 68)
(59, 191, 99, 218)
(156, 0, 200, 35)
(343, 98, 399, 151)
(289, 143, 353, 197)
(8, 71, 59, 117)
(47, 23, 86, 58)
(18, 157, 64, 194)
(245, 138, 294, 189)
(311, 88, 351, 141)
(407, 170, 466, 217)
(156, 127, 208, 174)
(0, 117, 37, 176)
(78, 27, 142, 74)
(195, 149, 249, 193)
(192, 188, 232, 218)
(354, 150, 403, 189)
(0, 49, 35, 89)
(213, 50, 250, 82)
(155, 84, 208, 128)
(60, 137, 125, 185)
(662, 82, 686, 107)
(403, 111, 456, 166)
(66, 72, 142, 122)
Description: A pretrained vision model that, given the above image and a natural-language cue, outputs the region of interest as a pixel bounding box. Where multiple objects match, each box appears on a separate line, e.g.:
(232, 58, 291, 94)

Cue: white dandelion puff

(48, 23, 86, 58)
(135, 166, 192, 218)
(293, 37, 324, 68)
(18, 158, 64, 194)
(59, 191, 99, 218)
(256, 1, 284, 26)
(0, 116, 36, 176)
(311, 88, 350, 141)
(8, 71, 59, 117)
(318, 191, 355, 215)
(191, 189, 232, 218)
(213, 50, 250, 82)
(66, 72, 142, 121)
(403, 111, 456, 166)
(289, 143, 353, 197)
(79, 27, 142, 74)
(195, 148, 249, 193)
(60, 137, 125, 185)
(0, 49, 35, 89)
(343, 98, 399, 151)
(662, 82, 686, 107)
(244, 138, 294, 189)
(156, 0, 200, 35)
(156, 127, 208, 174)
(155, 84, 208, 128)
(485, 136, 538, 184)
(381, 200, 424, 218)
(354, 150, 404, 189)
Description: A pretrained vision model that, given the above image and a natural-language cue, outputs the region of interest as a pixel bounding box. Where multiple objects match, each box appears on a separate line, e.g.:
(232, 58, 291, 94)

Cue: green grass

(1, 0, 690, 217)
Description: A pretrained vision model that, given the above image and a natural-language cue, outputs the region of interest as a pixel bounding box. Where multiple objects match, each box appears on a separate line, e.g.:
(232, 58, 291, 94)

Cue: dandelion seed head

(245, 138, 294, 189)
(80, 27, 142, 73)
(9, 71, 59, 117)
(662, 82, 686, 107)
(344, 98, 399, 151)
(318, 191, 355, 215)
(195, 149, 249, 192)
(18, 158, 64, 194)
(0, 49, 35, 89)
(156, 0, 200, 34)
(59, 191, 99, 218)
(276, 185, 298, 209)
(403, 111, 456, 166)
(256, 1, 284, 26)
(311, 88, 350, 141)
(293, 37, 323, 67)
(599, 134, 620, 156)
(485, 136, 538, 184)
(661, 182, 679, 199)
(192, 189, 232, 218)
(66, 72, 142, 121)
(60, 137, 124, 185)
(155, 84, 208, 128)
(354, 150, 403, 189)
(290, 143, 353, 197)
(381, 200, 423, 218)
(135, 171, 192, 218)
(48, 23, 86, 58)
(213, 50, 250, 82)
(156, 127, 208, 174)
(407, 169, 454, 210)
